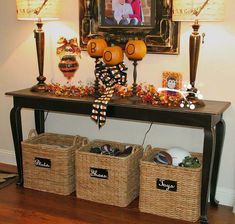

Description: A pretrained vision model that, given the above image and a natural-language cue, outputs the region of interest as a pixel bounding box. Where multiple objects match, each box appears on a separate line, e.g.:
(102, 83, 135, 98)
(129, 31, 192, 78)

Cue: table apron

(13, 97, 222, 128)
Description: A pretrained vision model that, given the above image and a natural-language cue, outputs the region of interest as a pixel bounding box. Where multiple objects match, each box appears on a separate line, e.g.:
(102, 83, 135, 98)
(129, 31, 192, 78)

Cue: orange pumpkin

(87, 38, 107, 58)
(103, 46, 123, 66)
(125, 40, 147, 61)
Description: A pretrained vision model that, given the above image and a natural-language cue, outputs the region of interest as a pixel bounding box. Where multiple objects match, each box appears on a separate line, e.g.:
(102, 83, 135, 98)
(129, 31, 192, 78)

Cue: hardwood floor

(0, 163, 234, 224)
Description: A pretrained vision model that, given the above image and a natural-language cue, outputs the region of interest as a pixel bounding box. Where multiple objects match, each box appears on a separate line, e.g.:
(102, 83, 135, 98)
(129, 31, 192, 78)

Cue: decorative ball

(58, 55, 79, 80)
(190, 104, 195, 110)
(167, 147, 191, 166)
(103, 46, 124, 66)
(125, 40, 147, 61)
(87, 38, 107, 58)
(187, 83, 192, 89)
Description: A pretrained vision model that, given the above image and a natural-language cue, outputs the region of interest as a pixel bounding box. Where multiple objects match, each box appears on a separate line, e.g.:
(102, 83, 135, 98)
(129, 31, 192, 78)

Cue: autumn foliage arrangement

(47, 82, 183, 107)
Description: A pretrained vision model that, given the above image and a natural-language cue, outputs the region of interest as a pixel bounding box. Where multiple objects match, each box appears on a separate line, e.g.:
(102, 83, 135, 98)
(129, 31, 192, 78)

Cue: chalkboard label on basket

(90, 168, 108, 179)
(156, 178, 177, 192)
(34, 157, 51, 168)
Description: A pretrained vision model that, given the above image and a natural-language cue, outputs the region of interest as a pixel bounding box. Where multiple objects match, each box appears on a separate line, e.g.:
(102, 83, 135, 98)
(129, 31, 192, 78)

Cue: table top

(6, 88, 231, 116)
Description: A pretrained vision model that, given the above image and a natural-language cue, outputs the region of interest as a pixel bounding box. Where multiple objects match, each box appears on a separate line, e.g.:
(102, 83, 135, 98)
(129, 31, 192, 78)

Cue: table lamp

(172, 0, 224, 106)
(16, 0, 60, 92)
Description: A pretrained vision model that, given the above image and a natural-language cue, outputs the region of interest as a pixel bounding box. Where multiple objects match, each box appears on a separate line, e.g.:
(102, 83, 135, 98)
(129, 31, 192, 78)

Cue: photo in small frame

(162, 71, 182, 95)
(100, 0, 156, 27)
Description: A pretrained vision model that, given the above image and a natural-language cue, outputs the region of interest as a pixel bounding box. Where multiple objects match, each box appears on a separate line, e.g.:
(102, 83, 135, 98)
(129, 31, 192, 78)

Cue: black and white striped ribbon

(91, 61, 127, 128)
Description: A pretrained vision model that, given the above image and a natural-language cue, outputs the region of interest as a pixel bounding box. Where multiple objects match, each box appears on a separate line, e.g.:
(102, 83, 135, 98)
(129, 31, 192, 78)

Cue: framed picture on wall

(99, 0, 156, 27)
(79, 0, 180, 55)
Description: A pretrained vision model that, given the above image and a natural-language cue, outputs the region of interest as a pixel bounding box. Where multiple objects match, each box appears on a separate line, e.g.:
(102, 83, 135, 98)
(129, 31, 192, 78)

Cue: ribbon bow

(95, 60, 127, 87)
(56, 37, 81, 57)
(91, 60, 128, 128)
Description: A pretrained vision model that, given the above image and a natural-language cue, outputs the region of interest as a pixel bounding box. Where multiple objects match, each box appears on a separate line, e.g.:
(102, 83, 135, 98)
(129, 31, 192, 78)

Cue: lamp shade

(16, 0, 60, 21)
(172, 0, 225, 21)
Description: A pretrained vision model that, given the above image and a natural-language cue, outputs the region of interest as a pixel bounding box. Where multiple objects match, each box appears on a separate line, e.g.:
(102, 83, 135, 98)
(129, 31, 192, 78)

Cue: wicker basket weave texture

(76, 140, 143, 207)
(139, 147, 202, 222)
(22, 132, 88, 195)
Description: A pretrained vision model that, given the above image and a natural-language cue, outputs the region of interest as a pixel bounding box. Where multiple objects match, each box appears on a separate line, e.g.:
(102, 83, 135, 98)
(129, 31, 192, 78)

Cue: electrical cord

(43, 112, 152, 146)
(142, 122, 153, 147)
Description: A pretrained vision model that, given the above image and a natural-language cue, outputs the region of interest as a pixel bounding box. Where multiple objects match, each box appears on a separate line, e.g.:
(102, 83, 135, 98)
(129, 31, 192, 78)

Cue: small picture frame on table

(162, 71, 182, 96)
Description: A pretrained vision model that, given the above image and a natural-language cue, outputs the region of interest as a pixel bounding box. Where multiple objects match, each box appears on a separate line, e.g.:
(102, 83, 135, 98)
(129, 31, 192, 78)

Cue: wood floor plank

(0, 164, 234, 224)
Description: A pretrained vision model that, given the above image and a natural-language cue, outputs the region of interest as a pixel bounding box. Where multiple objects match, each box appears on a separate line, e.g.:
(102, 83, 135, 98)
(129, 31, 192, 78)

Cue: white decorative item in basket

(167, 147, 191, 166)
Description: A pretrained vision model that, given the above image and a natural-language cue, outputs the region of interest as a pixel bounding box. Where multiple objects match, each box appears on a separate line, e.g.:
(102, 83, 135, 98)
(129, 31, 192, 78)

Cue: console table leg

(200, 127, 216, 224)
(10, 107, 23, 186)
(34, 110, 45, 134)
(210, 119, 225, 206)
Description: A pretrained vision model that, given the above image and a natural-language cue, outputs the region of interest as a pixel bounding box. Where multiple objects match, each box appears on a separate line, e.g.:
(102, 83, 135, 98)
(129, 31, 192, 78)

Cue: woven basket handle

(28, 129, 38, 139)
(72, 135, 88, 147)
(81, 138, 89, 146)
(143, 144, 152, 159)
(131, 145, 139, 154)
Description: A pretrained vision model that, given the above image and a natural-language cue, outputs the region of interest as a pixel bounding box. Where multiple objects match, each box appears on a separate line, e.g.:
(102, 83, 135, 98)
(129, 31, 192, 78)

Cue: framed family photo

(99, 0, 156, 28)
(79, 0, 180, 54)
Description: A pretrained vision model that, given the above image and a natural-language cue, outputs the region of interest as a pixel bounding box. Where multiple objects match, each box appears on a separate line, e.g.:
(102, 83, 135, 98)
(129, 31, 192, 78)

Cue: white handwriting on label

(158, 179, 175, 191)
(90, 169, 107, 179)
(35, 159, 50, 168)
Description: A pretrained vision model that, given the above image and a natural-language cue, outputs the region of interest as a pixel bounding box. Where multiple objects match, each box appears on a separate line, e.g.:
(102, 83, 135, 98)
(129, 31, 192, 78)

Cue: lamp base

(31, 83, 48, 92)
(186, 94, 205, 107)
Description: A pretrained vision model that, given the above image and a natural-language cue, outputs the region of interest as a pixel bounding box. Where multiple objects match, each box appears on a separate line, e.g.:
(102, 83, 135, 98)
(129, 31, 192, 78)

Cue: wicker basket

(22, 130, 88, 195)
(139, 146, 202, 222)
(75, 140, 143, 207)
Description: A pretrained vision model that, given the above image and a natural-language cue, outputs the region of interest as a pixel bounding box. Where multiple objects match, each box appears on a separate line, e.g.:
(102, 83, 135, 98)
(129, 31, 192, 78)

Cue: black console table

(6, 88, 231, 224)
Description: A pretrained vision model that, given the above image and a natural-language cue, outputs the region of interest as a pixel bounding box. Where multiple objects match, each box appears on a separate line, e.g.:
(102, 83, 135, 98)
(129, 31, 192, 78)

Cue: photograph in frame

(100, 0, 156, 28)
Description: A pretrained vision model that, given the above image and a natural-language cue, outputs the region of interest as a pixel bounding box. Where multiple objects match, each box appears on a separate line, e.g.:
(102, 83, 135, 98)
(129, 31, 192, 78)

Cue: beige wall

(0, 0, 235, 206)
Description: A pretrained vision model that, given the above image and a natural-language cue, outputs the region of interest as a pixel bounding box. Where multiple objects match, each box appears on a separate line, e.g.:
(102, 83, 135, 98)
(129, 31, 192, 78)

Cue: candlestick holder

(87, 38, 108, 98)
(124, 39, 147, 103)
(130, 60, 139, 102)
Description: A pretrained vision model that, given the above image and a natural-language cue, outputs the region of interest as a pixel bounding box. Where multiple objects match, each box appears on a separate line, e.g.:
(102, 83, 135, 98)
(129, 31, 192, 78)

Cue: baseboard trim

(0, 149, 16, 165)
(216, 187, 235, 207)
